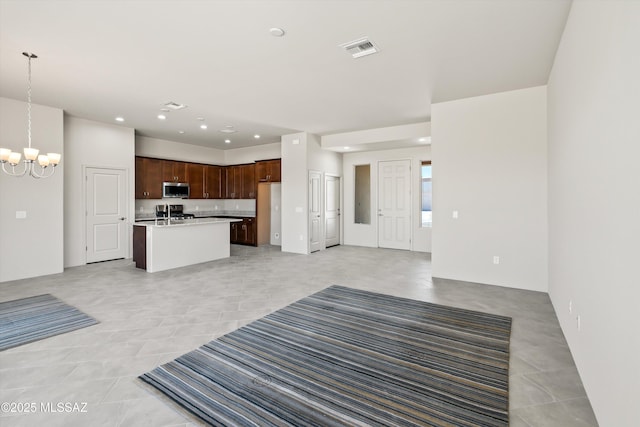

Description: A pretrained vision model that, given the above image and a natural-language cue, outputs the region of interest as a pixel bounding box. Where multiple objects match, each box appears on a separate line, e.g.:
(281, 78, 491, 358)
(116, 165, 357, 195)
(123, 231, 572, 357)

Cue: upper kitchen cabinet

(162, 160, 188, 182)
(135, 156, 163, 199)
(187, 163, 205, 198)
(224, 165, 242, 199)
(205, 165, 223, 199)
(225, 164, 256, 199)
(255, 159, 281, 182)
(187, 164, 223, 199)
(241, 164, 256, 198)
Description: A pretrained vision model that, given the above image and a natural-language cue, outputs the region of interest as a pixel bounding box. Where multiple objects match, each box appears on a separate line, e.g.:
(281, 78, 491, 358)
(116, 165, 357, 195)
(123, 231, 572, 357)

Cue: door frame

(324, 173, 341, 247)
(83, 165, 130, 264)
(308, 170, 324, 253)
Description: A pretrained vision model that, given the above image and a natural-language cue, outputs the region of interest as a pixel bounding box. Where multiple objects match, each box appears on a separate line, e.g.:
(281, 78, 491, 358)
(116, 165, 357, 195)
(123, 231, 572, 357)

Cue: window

(421, 161, 432, 227)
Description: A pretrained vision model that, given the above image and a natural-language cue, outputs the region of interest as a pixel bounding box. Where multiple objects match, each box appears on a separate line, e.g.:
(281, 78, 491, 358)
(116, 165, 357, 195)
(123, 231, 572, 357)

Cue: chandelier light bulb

(0, 148, 11, 162)
(8, 152, 22, 165)
(24, 147, 39, 161)
(47, 153, 61, 165)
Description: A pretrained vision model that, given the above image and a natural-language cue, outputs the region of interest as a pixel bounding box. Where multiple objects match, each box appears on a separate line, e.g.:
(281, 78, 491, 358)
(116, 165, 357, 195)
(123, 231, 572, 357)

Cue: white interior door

(325, 175, 340, 247)
(86, 167, 128, 263)
(378, 160, 411, 250)
(309, 170, 323, 253)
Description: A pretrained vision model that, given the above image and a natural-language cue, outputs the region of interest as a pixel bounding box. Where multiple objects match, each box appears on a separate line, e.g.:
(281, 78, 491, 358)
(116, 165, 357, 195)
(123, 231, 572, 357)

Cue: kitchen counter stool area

(133, 218, 242, 273)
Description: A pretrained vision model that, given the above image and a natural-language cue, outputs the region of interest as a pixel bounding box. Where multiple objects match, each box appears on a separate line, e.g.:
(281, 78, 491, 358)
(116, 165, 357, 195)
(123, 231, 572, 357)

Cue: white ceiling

(0, 0, 571, 150)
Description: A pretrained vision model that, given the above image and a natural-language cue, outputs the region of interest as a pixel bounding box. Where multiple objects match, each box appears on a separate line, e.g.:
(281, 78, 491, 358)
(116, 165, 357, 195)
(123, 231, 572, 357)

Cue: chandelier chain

(27, 54, 32, 149)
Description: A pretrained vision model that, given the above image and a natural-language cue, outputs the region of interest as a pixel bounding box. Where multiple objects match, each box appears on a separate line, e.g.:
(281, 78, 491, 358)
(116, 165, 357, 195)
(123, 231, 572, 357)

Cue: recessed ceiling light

(178, 130, 185, 134)
(270, 27, 285, 37)
(254, 134, 260, 139)
(344, 146, 350, 150)
(418, 137, 432, 143)
(225, 139, 231, 144)
(197, 117, 204, 121)
(219, 128, 238, 134)
(157, 114, 166, 120)
(200, 124, 208, 130)
(115, 117, 124, 122)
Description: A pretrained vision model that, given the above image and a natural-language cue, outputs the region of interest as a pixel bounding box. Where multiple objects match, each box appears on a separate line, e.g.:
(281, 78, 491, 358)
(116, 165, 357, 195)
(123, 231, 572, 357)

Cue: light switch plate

(16, 211, 27, 219)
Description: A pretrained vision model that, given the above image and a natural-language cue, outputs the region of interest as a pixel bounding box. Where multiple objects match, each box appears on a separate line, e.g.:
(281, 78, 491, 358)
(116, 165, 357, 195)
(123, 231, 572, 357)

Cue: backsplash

(136, 199, 255, 218)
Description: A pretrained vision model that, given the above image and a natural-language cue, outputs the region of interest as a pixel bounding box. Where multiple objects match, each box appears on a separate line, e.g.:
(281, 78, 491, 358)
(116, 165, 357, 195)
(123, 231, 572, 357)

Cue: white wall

(342, 146, 431, 252)
(136, 135, 225, 164)
(136, 136, 281, 166)
(64, 116, 135, 267)
(0, 97, 64, 282)
(322, 122, 430, 151)
(224, 142, 281, 164)
(308, 134, 341, 176)
(547, 2, 640, 426)
(431, 86, 548, 292)
(281, 132, 308, 254)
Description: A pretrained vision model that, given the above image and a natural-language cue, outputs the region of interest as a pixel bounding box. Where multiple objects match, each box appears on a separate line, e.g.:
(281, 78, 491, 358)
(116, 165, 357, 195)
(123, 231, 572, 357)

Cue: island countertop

(133, 218, 242, 227)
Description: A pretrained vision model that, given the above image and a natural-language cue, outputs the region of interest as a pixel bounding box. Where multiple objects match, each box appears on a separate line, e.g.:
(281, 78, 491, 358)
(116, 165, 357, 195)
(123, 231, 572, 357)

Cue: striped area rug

(140, 285, 512, 426)
(0, 294, 98, 351)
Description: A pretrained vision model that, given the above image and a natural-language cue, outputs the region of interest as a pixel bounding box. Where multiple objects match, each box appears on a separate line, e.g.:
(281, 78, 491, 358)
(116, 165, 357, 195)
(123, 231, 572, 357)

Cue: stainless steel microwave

(163, 182, 190, 198)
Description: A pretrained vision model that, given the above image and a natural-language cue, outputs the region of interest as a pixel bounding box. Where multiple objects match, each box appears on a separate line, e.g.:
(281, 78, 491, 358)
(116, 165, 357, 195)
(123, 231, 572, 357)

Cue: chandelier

(0, 52, 61, 178)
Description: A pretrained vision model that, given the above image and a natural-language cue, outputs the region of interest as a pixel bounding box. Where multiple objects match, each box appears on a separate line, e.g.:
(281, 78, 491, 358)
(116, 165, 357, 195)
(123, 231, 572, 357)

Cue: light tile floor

(0, 245, 598, 426)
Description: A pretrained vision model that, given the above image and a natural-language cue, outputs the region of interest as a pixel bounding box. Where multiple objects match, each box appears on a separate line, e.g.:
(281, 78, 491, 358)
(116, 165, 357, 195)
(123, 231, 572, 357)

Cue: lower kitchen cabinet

(229, 217, 256, 246)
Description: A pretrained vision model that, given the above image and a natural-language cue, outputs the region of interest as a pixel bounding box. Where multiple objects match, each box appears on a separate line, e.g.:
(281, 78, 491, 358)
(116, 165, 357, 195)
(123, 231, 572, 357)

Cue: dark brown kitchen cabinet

(187, 163, 205, 198)
(205, 165, 223, 199)
(225, 164, 255, 199)
(255, 159, 281, 182)
(230, 218, 256, 246)
(230, 220, 240, 243)
(241, 164, 256, 198)
(224, 166, 242, 199)
(162, 160, 188, 182)
(188, 164, 223, 199)
(135, 157, 163, 199)
(242, 217, 256, 245)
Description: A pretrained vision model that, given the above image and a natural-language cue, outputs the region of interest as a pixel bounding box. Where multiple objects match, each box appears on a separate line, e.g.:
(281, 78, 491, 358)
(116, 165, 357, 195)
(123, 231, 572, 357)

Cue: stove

(156, 204, 195, 219)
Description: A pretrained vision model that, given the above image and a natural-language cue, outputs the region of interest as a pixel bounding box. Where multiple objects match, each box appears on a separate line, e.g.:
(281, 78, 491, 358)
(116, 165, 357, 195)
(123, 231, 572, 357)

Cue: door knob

(119, 217, 126, 221)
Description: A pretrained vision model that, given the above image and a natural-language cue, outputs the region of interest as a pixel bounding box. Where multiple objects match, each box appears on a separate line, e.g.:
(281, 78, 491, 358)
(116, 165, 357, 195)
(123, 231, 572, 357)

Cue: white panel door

(325, 175, 340, 247)
(378, 160, 411, 250)
(309, 170, 323, 253)
(86, 167, 128, 263)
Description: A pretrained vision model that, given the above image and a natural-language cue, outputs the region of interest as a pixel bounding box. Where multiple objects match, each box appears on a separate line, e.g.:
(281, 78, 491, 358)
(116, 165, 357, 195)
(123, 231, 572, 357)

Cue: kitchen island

(133, 218, 241, 273)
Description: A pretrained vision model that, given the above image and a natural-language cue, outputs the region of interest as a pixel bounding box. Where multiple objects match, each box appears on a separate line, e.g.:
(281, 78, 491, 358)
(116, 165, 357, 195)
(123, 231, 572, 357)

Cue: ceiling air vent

(163, 101, 187, 110)
(340, 37, 379, 59)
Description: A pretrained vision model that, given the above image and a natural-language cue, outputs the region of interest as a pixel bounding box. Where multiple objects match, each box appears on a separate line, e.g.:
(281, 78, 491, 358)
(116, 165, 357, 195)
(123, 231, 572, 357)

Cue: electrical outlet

(452, 210, 459, 219)
(569, 300, 572, 313)
(493, 256, 500, 265)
